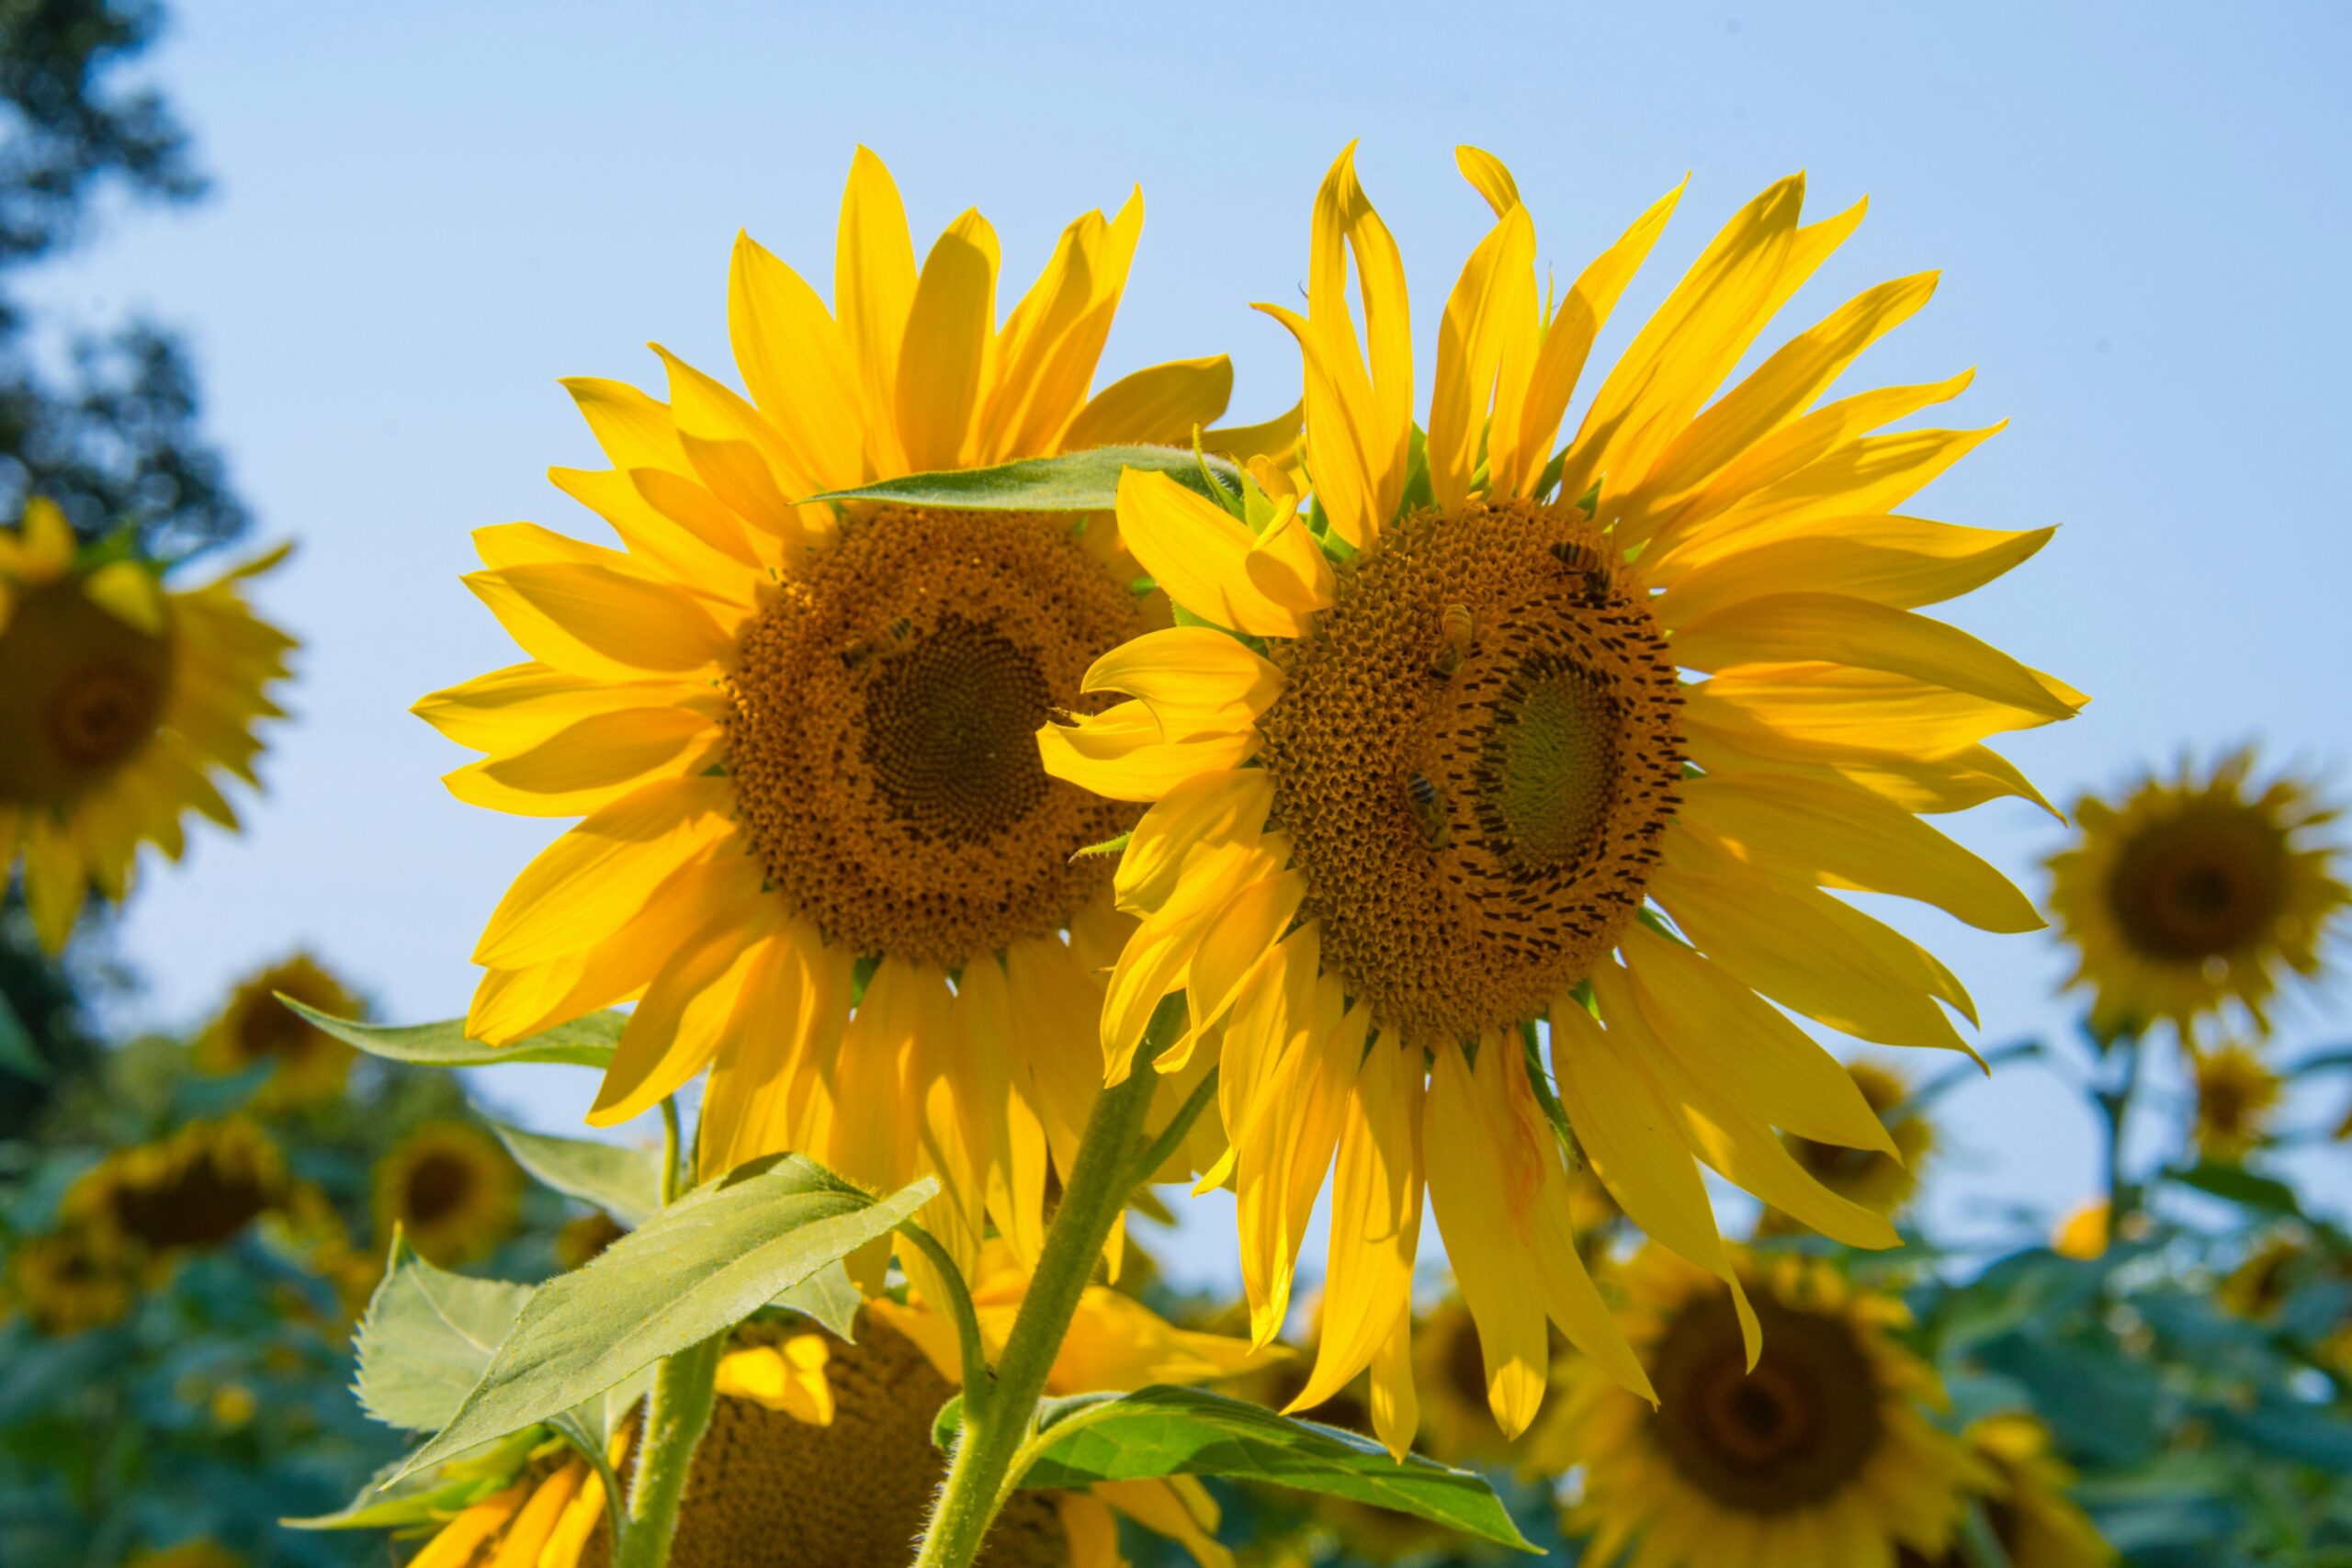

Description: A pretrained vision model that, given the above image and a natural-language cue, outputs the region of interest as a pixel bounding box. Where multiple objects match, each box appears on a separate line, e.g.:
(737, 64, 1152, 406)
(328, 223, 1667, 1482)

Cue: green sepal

(808, 445, 1242, 513)
(281, 998, 624, 1069)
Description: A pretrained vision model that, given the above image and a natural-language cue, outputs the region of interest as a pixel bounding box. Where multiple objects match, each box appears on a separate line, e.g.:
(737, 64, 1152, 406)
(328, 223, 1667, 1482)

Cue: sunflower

(2190, 1042, 2282, 1164)
(0, 498, 296, 953)
(195, 953, 362, 1108)
(1895, 1414, 2112, 1568)
(1040, 144, 2076, 1447)
(1763, 1059, 1932, 1233)
(415, 148, 1289, 1280)
(4, 1226, 134, 1335)
(1543, 1247, 1983, 1568)
(373, 1122, 521, 1267)
(554, 1208, 629, 1270)
(391, 1276, 1264, 1568)
(61, 1117, 289, 1270)
(119, 1544, 245, 1568)
(2048, 750, 2347, 1045)
(1411, 1294, 1560, 1467)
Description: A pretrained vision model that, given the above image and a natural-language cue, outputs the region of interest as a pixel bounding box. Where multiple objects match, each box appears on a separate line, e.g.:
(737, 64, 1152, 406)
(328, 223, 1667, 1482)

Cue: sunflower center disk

(0, 581, 171, 806)
(403, 1153, 478, 1227)
(1649, 1293, 1883, 1513)
(2105, 807, 2289, 963)
(1258, 500, 1681, 1045)
(728, 507, 1142, 969)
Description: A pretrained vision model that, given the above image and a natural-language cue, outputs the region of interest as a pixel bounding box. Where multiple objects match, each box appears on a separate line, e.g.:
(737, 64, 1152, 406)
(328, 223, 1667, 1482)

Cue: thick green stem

(659, 1096, 685, 1203)
(615, 1333, 723, 1568)
(910, 1004, 1177, 1568)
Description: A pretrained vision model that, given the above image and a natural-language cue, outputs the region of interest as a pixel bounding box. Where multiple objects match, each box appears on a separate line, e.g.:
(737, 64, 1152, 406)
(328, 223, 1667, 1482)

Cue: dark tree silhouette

(0, 0, 245, 560)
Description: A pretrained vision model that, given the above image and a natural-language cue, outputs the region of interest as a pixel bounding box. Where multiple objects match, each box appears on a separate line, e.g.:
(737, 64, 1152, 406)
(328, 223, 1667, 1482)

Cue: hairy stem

(614, 1333, 723, 1568)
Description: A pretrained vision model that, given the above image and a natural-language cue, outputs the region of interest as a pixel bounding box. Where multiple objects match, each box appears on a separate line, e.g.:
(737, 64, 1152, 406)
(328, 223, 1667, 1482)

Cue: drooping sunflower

(389, 1280, 1264, 1568)
(1763, 1059, 1933, 1233)
(1897, 1413, 2113, 1568)
(1041, 144, 2078, 1448)
(2048, 750, 2347, 1045)
(195, 953, 362, 1108)
(0, 498, 296, 953)
(416, 148, 1285, 1276)
(2190, 1042, 2283, 1164)
(372, 1121, 521, 1267)
(1544, 1247, 1984, 1568)
(61, 1117, 289, 1271)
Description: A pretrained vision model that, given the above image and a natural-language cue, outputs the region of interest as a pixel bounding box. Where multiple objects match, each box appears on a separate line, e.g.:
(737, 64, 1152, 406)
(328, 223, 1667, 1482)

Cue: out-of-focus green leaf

(1973, 1333, 2165, 1467)
(775, 1259, 861, 1341)
(809, 445, 1241, 513)
(487, 1118, 662, 1227)
(2169, 1160, 2305, 1217)
(353, 1239, 534, 1432)
(0, 992, 49, 1080)
(282, 1000, 624, 1069)
(392, 1157, 934, 1480)
(1011, 1385, 1535, 1551)
(2200, 1393, 2352, 1471)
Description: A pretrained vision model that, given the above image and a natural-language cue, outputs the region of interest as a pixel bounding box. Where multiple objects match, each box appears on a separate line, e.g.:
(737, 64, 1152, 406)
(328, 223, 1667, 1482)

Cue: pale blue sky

(37, 2, 2349, 1279)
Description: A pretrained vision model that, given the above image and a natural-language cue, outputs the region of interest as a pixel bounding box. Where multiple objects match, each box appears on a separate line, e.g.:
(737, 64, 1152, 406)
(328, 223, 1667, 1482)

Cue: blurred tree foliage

(0, 0, 245, 1095)
(0, 0, 245, 560)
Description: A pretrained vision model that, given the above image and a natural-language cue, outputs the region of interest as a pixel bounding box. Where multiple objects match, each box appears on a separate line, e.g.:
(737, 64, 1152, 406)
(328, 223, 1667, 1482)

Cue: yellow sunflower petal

(1453, 144, 1522, 218)
(895, 209, 1001, 473)
(835, 146, 917, 477)
(1422, 1043, 1552, 1437)
(1290, 1042, 1424, 1421)
(729, 230, 865, 495)
(470, 776, 734, 969)
(464, 563, 732, 678)
(1114, 468, 1320, 637)
(1550, 995, 1761, 1367)
(1429, 203, 1537, 509)
(1671, 592, 2083, 721)
(1060, 356, 1235, 451)
(1082, 626, 1283, 720)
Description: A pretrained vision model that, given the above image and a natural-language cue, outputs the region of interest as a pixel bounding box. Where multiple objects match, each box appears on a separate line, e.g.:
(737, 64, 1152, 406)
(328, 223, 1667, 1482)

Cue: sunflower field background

(3, 4, 2349, 1566)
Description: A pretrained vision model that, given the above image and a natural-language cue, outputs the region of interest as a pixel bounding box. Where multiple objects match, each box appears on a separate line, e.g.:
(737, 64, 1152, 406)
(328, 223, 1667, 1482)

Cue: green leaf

(487, 1117, 662, 1226)
(1014, 1386, 1534, 1551)
(2169, 1159, 2305, 1217)
(354, 1239, 536, 1432)
(775, 1258, 862, 1341)
(283, 1427, 546, 1531)
(0, 990, 50, 1081)
(391, 1156, 936, 1480)
(283, 999, 624, 1069)
(808, 445, 1243, 513)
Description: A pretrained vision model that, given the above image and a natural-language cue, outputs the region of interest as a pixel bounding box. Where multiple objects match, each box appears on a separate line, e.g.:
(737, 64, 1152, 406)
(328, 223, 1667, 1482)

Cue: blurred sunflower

(373, 1122, 521, 1267)
(1410, 1295, 1560, 1467)
(389, 1280, 1266, 1568)
(4, 1226, 134, 1335)
(1898, 1413, 2113, 1568)
(1763, 1059, 1933, 1233)
(554, 1208, 628, 1270)
(0, 497, 296, 953)
(120, 1543, 245, 1568)
(2190, 1043, 2282, 1164)
(1543, 1247, 1984, 1568)
(61, 1117, 288, 1270)
(195, 953, 362, 1108)
(415, 147, 1290, 1279)
(1043, 144, 2076, 1447)
(2048, 750, 2346, 1045)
